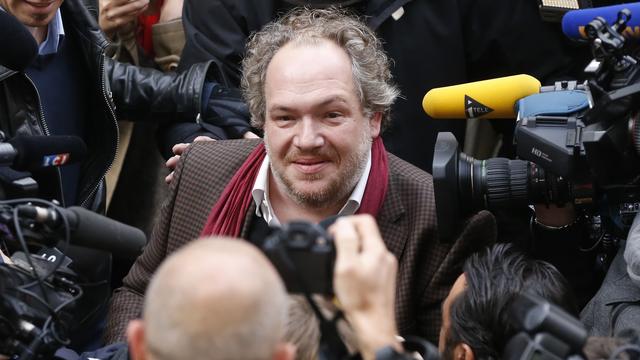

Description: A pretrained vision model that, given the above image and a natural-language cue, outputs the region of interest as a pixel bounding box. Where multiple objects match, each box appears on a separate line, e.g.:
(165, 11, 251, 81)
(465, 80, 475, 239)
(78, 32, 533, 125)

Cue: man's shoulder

(183, 139, 262, 167)
(387, 152, 433, 191)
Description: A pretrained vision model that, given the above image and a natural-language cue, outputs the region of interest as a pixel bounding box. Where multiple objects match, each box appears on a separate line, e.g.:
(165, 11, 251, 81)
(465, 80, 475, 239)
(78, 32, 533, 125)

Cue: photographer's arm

(329, 215, 402, 360)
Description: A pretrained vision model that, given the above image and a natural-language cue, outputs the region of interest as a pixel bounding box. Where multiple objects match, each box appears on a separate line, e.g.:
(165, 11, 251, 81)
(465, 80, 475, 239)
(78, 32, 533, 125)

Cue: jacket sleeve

(105, 57, 210, 122)
(104, 144, 195, 343)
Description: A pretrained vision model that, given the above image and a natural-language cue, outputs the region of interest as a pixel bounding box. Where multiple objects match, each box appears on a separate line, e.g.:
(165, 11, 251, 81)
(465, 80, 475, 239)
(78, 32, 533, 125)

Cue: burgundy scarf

(200, 137, 389, 237)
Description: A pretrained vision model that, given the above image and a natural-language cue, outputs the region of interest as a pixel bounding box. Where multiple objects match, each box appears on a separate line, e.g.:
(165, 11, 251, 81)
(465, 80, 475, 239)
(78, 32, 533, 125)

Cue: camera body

(263, 221, 336, 295)
(433, 10, 640, 241)
(503, 293, 588, 360)
(0, 250, 80, 359)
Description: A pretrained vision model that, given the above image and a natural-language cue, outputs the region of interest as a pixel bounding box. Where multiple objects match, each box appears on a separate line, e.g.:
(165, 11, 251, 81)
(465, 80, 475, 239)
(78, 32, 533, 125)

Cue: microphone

(562, 3, 640, 40)
(0, 135, 87, 172)
(17, 205, 147, 259)
(0, 10, 38, 71)
(422, 74, 541, 119)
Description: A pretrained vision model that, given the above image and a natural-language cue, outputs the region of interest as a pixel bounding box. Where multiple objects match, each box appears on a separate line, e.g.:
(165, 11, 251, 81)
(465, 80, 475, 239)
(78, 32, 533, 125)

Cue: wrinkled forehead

(265, 40, 355, 92)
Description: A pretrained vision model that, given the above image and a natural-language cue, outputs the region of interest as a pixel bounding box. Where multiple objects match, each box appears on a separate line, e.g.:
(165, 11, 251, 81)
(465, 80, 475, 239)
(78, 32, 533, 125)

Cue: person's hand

(158, 0, 183, 23)
(99, 0, 149, 39)
(165, 136, 216, 184)
(329, 215, 401, 360)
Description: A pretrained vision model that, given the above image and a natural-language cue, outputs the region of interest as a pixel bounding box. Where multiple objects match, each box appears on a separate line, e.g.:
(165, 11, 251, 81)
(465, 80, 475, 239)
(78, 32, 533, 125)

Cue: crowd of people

(1, 0, 640, 359)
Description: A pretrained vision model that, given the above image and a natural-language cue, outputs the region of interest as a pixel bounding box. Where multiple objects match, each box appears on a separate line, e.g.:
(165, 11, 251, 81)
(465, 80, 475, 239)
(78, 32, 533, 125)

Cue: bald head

(139, 238, 289, 360)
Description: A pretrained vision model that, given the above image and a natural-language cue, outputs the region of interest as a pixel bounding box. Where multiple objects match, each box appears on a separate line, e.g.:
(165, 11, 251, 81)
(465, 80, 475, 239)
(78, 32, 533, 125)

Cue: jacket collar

(60, 0, 109, 51)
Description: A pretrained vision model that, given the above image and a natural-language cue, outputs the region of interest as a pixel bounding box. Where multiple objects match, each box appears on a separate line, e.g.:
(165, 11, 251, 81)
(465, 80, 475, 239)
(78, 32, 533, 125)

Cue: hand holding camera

(329, 215, 402, 360)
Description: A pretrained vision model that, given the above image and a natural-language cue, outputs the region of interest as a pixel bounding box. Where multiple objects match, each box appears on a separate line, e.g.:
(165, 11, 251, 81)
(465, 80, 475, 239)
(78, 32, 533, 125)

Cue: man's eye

(326, 112, 343, 119)
(276, 116, 293, 121)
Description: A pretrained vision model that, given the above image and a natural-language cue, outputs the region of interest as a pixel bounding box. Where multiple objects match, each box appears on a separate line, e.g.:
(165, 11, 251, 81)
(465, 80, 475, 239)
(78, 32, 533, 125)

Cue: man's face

(0, 0, 62, 29)
(263, 40, 381, 209)
(439, 273, 467, 359)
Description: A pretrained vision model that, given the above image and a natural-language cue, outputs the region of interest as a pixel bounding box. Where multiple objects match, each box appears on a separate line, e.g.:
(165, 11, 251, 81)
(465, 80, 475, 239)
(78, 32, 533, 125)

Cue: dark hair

(444, 243, 577, 360)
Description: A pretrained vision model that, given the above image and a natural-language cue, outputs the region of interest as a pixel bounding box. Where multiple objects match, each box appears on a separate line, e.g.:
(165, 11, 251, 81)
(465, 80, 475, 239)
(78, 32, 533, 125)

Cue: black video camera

(263, 220, 336, 295)
(0, 249, 81, 359)
(0, 198, 146, 359)
(503, 292, 588, 360)
(433, 9, 640, 244)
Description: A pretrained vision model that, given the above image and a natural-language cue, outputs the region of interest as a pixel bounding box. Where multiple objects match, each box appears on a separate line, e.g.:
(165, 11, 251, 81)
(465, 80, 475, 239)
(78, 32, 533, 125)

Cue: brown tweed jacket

(105, 139, 496, 344)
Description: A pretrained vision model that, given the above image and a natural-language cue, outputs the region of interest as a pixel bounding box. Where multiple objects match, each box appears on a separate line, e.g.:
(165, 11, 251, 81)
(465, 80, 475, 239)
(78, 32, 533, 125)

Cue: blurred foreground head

(439, 243, 577, 360)
(127, 237, 295, 360)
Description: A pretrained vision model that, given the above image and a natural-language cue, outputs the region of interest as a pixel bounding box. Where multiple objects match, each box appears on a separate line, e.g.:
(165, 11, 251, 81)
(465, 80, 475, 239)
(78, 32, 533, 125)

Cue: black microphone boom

(0, 11, 38, 71)
(18, 205, 147, 259)
(2, 135, 87, 172)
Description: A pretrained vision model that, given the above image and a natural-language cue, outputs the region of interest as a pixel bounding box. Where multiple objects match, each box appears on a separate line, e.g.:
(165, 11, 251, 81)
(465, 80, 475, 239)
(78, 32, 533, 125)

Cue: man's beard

(265, 135, 371, 210)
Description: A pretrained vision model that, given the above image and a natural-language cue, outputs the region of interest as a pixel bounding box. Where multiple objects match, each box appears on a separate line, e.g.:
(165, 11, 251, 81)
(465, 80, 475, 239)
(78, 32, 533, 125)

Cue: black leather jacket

(0, 0, 212, 210)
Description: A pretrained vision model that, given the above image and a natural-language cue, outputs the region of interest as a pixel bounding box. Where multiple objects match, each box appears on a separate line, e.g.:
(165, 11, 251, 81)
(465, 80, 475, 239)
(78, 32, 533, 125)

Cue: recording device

(16, 204, 147, 259)
(431, 6, 640, 244)
(423, 74, 542, 119)
(262, 219, 442, 360)
(0, 10, 38, 71)
(0, 135, 87, 200)
(562, 2, 640, 40)
(263, 220, 335, 295)
(0, 199, 147, 359)
(503, 293, 588, 360)
(3, 135, 87, 172)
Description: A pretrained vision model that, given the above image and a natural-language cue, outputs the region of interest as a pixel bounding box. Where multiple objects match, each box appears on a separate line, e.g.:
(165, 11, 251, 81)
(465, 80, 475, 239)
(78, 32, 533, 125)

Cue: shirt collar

(251, 149, 372, 227)
(38, 8, 65, 55)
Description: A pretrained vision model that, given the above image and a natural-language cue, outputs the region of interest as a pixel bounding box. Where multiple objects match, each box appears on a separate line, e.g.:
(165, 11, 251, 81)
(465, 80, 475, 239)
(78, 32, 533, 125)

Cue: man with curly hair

(106, 7, 495, 344)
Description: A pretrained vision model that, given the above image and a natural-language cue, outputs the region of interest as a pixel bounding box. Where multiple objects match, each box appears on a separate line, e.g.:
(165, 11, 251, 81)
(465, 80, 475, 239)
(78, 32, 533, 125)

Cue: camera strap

(302, 292, 350, 360)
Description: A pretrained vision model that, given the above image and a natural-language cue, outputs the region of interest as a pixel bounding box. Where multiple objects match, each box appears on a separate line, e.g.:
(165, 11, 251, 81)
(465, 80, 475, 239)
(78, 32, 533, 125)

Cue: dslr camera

(263, 220, 335, 295)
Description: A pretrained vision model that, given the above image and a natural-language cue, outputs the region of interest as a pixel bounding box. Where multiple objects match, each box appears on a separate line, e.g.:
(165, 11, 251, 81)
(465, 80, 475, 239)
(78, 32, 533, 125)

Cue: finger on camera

(331, 217, 361, 262)
(347, 214, 386, 253)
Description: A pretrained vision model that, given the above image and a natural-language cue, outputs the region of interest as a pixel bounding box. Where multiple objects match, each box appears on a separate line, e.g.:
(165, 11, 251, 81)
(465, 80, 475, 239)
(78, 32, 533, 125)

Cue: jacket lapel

(377, 168, 408, 260)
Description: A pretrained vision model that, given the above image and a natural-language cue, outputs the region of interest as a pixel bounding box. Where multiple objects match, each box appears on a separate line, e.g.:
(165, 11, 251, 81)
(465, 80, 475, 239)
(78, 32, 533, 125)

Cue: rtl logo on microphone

(42, 153, 70, 167)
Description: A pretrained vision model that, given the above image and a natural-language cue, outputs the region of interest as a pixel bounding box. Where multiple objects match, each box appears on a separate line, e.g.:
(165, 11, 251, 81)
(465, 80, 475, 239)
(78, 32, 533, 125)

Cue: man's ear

(272, 342, 296, 360)
(453, 343, 475, 360)
(127, 319, 148, 360)
(369, 111, 382, 138)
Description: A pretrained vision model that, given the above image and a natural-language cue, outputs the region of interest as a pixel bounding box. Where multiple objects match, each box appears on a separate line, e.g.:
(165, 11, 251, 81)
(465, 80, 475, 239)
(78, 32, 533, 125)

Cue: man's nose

(292, 117, 324, 149)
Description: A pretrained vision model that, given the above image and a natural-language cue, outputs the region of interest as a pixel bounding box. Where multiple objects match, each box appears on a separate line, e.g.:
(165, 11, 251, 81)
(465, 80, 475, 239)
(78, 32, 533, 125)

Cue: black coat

(176, 0, 580, 172)
(0, 0, 213, 209)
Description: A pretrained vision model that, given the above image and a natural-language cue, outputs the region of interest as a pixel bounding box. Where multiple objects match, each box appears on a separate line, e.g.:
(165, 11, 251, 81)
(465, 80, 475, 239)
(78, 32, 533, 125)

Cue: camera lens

(288, 231, 311, 249)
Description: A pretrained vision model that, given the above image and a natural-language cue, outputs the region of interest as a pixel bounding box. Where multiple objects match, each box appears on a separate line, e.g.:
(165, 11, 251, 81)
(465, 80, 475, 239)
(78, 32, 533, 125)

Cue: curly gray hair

(241, 7, 400, 131)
